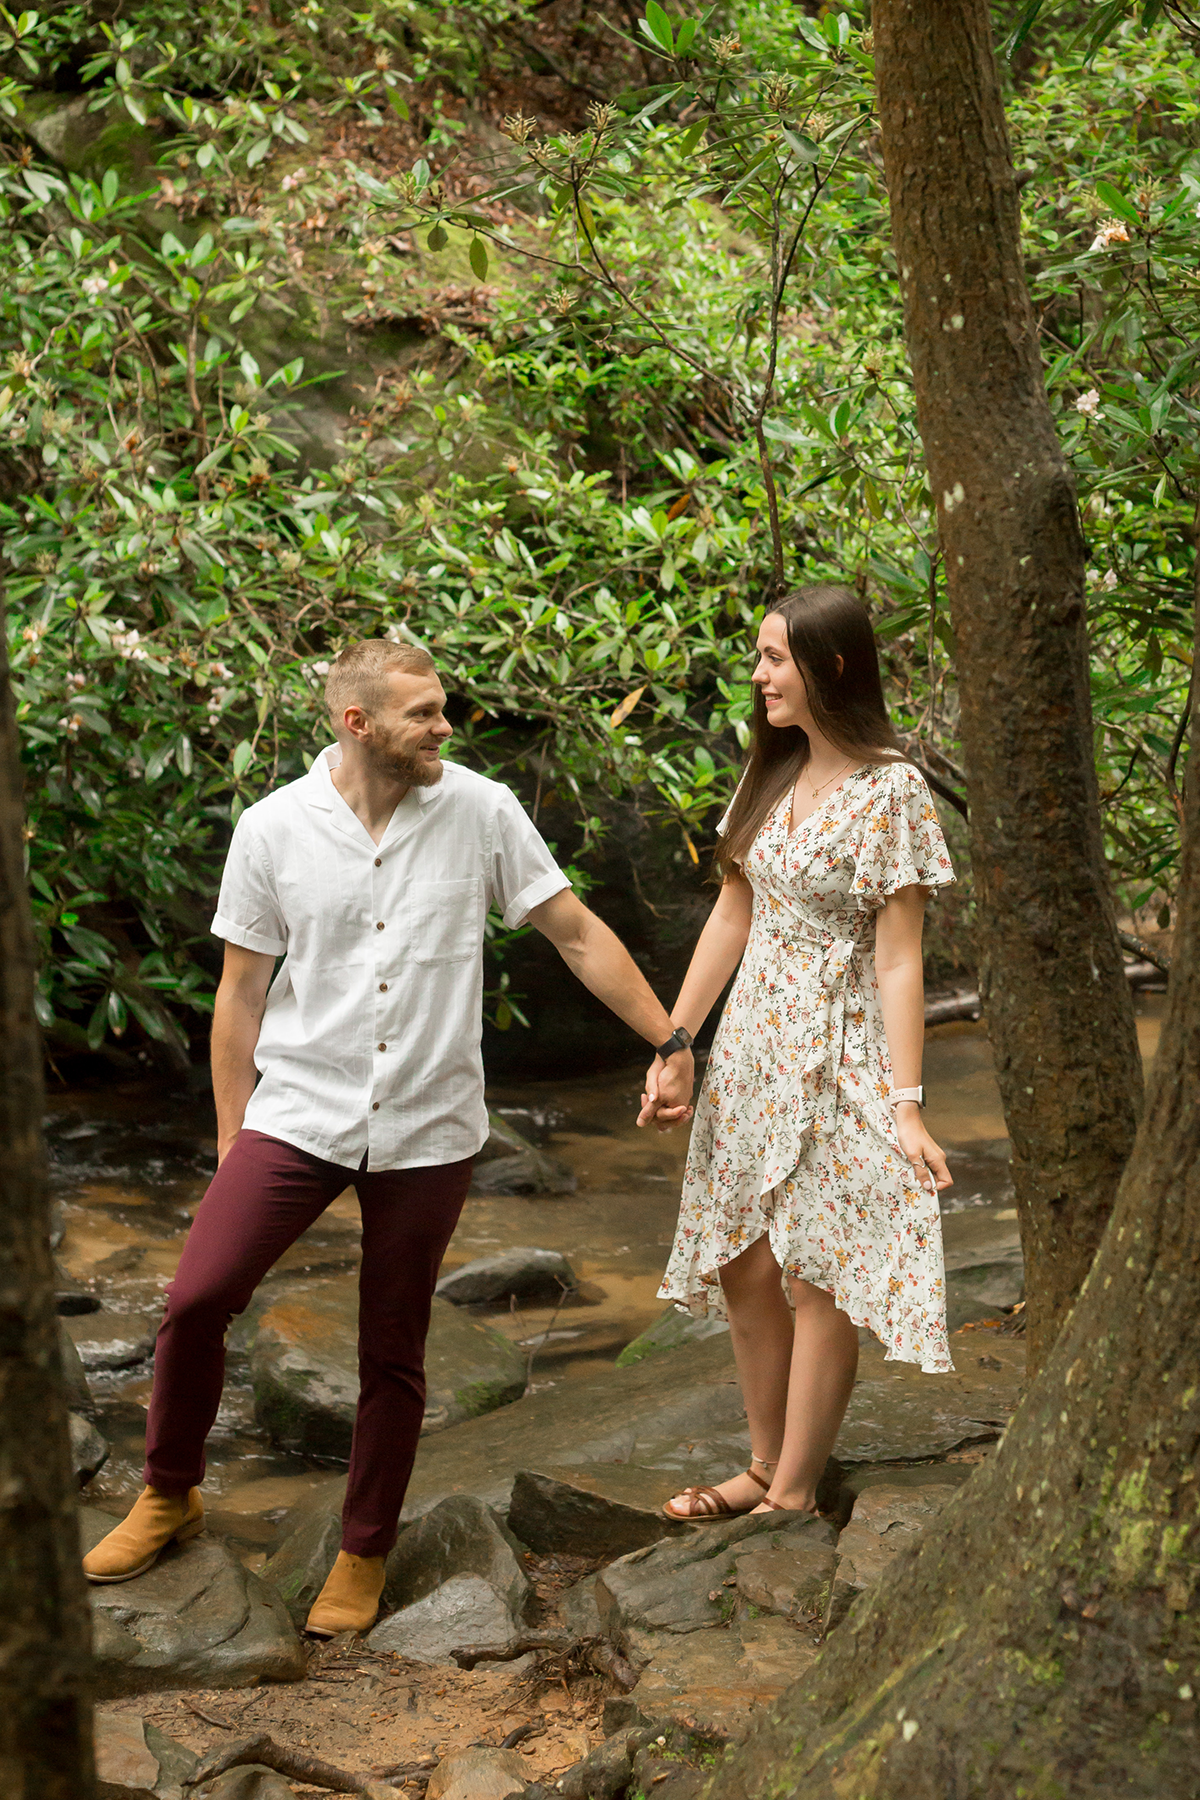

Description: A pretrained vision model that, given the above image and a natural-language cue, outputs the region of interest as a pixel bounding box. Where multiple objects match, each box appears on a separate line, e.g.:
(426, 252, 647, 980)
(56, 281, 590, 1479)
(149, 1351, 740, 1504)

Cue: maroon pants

(144, 1129, 473, 1557)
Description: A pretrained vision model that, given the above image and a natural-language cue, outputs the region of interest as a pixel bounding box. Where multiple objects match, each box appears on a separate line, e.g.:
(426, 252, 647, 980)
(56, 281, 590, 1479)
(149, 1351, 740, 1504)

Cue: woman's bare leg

(756, 1277, 859, 1513)
(666, 1234, 794, 1515)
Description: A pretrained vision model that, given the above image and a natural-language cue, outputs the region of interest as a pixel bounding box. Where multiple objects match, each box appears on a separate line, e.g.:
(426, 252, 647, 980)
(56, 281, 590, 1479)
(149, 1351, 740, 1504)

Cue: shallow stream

(55, 997, 1167, 1547)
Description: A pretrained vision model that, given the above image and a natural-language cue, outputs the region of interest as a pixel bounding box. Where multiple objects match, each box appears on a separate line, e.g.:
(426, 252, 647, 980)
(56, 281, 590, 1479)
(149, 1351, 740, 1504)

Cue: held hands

(893, 1102, 952, 1197)
(637, 1051, 695, 1132)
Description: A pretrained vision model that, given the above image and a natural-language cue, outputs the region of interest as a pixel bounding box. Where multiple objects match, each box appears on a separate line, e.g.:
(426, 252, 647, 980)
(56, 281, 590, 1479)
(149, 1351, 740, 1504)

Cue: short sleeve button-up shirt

(211, 745, 570, 1170)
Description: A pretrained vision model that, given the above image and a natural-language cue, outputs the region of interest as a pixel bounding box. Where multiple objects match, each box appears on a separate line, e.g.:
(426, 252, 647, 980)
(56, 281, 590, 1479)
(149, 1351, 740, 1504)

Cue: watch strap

(656, 1026, 694, 1061)
(889, 1086, 925, 1108)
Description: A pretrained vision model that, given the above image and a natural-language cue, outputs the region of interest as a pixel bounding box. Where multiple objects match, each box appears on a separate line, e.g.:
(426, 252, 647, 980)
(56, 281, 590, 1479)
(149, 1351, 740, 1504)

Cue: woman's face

(752, 613, 815, 731)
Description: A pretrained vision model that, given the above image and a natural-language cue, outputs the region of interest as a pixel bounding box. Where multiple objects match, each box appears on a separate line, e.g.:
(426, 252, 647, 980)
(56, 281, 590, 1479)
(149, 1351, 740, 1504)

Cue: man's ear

(341, 704, 371, 742)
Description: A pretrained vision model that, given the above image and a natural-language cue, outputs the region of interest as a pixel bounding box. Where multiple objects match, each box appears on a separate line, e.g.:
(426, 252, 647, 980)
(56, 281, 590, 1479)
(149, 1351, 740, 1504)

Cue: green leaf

(387, 88, 409, 121)
(468, 236, 489, 281)
(675, 17, 697, 55)
(643, 0, 674, 53)
(1095, 180, 1141, 228)
(232, 739, 254, 777)
(427, 223, 448, 252)
(246, 137, 272, 168)
(101, 167, 119, 207)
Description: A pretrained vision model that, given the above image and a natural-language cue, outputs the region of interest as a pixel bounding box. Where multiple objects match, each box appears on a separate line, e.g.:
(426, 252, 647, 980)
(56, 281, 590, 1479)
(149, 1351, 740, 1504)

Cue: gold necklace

(804, 757, 854, 800)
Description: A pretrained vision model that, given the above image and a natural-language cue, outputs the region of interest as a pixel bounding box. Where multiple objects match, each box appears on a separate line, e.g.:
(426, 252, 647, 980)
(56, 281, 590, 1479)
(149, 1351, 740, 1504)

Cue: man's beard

(364, 725, 444, 787)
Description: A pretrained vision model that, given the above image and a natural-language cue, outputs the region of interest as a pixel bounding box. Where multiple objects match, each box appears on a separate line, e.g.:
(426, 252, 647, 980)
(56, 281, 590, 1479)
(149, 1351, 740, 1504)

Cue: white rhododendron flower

(1089, 218, 1130, 252)
(1075, 388, 1102, 419)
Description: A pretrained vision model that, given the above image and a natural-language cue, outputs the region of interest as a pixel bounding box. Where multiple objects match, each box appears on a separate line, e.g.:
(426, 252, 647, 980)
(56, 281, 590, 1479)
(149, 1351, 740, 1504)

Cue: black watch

(655, 1026, 694, 1061)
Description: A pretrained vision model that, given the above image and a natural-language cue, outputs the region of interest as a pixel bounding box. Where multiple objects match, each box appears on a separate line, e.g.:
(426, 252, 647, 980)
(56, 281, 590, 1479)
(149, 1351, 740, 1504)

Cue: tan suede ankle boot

(82, 1485, 205, 1584)
(305, 1551, 387, 1637)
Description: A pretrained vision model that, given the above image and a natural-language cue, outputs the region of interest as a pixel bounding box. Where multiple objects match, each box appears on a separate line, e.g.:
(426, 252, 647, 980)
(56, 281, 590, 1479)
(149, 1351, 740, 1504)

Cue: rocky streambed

(64, 1006, 1167, 1797)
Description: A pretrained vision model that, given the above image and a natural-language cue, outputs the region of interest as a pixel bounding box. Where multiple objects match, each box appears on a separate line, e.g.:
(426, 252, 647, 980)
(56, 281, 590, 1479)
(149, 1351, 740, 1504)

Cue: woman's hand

(638, 1052, 695, 1132)
(893, 1102, 951, 1197)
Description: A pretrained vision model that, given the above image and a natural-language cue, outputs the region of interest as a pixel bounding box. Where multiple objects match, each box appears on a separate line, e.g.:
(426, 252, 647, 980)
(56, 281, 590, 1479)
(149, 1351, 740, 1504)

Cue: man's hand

(638, 1051, 695, 1132)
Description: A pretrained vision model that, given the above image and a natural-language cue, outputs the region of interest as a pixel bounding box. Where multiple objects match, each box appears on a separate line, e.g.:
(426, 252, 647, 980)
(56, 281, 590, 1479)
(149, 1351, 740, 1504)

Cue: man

(82, 638, 696, 1634)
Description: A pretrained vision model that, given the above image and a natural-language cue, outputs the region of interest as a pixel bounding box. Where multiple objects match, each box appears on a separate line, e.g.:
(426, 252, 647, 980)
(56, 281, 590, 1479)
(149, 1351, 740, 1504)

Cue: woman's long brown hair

(717, 584, 907, 878)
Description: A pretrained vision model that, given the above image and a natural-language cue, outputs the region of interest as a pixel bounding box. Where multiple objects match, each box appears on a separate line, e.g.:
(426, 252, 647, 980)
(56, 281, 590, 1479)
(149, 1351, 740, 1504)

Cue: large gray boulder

(596, 1513, 837, 1651)
(944, 1256, 1025, 1329)
(262, 1488, 529, 1632)
(508, 1467, 690, 1558)
(81, 1512, 306, 1696)
(249, 1280, 527, 1456)
(436, 1247, 577, 1307)
(381, 1493, 530, 1616)
(366, 1572, 520, 1663)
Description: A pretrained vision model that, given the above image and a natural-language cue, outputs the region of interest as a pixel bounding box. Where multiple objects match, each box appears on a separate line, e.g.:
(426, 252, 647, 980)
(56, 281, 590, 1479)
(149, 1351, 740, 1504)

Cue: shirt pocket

(406, 878, 482, 965)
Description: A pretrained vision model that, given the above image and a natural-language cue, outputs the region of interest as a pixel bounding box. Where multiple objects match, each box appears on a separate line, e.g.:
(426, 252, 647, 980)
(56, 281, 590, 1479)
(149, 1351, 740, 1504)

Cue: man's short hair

(325, 638, 436, 729)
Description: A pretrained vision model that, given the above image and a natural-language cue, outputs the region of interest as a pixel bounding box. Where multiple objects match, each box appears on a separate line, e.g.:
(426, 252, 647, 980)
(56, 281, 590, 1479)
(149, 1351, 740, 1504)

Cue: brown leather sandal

(662, 1462, 771, 1522)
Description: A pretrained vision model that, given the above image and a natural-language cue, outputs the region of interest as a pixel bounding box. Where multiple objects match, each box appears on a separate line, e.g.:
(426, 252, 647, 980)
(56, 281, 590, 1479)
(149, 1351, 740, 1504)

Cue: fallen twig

(501, 1722, 539, 1749)
(184, 1732, 392, 1794)
(181, 1699, 234, 1730)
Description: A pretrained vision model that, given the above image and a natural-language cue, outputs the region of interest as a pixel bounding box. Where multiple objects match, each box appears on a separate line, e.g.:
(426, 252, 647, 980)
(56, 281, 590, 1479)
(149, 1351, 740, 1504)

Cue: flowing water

(55, 997, 1168, 1544)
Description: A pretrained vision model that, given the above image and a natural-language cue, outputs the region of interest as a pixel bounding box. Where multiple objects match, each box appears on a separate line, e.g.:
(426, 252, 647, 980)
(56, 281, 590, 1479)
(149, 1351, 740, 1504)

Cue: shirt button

(378, 1042, 387, 1052)
(379, 982, 388, 992)
(376, 921, 385, 930)
(374, 857, 381, 867)
(372, 1101, 380, 1111)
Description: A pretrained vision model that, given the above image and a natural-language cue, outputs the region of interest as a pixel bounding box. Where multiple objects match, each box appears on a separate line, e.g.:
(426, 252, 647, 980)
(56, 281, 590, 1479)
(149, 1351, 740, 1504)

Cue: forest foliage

(0, 0, 1194, 1056)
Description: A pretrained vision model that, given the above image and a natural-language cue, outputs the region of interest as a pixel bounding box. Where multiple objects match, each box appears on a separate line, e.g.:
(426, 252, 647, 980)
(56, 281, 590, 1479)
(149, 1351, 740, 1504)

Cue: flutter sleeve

(851, 763, 955, 904)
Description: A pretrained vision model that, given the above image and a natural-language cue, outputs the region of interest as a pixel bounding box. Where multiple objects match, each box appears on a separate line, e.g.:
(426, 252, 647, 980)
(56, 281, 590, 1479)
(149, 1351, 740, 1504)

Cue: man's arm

(211, 942, 275, 1164)
(527, 889, 695, 1118)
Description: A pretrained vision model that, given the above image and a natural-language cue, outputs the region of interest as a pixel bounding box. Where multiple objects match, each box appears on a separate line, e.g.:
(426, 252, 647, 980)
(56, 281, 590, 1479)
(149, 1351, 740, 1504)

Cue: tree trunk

(705, 415, 1200, 1800)
(0, 600, 94, 1798)
(870, 0, 1142, 1371)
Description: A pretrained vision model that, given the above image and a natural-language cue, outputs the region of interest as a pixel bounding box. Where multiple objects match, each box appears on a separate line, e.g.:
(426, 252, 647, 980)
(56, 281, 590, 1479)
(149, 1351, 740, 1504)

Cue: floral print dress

(658, 760, 956, 1374)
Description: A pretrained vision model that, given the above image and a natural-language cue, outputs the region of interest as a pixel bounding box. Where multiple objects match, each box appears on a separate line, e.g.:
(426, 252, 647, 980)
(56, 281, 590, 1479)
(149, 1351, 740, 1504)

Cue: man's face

(352, 670, 453, 785)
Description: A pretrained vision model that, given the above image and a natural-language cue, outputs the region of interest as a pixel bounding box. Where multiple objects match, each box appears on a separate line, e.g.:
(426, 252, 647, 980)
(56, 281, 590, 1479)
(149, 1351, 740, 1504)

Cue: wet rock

(436, 1247, 578, 1307)
(472, 1113, 576, 1196)
(629, 1617, 815, 1735)
(597, 1514, 836, 1650)
(63, 1309, 156, 1372)
(560, 1573, 603, 1638)
(733, 1537, 837, 1621)
(250, 1281, 526, 1458)
(403, 1333, 755, 1524)
(81, 1511, 306, 1696)
(828, 1480, 960, 1628)
(508, 1468, 689, 1559)
(383, 1493, 530, 1618)
(54, 1260, 101, 1316)
(69, 1411, 110, 1485)
(834, 1331, 1023, 1463)
(426, 1746, 530, 1800)
(59, 1319, 95, 1417)
(834, 1459, 971, 1522)
(257, 1480, 344, 1626)
(945, 1257, 1025, 1330)
(554, 1727, 656, 1800)
(366, 1572, 521, 1663)
(628, 1749, 707, 1800)
(95, 1711, 197, 1799)
(615, 1307, 729, 1368)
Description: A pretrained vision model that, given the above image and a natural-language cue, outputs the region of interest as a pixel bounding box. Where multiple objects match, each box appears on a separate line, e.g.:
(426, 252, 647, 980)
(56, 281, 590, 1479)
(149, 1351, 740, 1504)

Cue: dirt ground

(103, 1555, 615, 1795)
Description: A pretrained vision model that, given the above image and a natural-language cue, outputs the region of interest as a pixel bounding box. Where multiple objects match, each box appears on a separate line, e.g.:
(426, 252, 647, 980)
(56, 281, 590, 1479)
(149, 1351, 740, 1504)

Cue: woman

(639, 584, 955, 1521)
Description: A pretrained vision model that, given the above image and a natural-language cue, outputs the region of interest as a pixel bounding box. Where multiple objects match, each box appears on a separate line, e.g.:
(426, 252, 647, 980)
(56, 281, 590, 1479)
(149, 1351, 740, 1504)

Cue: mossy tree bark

(869, 0, 1142, 1371)
(0, 600, 94, 1798)
(705, 406, 1200, 1800)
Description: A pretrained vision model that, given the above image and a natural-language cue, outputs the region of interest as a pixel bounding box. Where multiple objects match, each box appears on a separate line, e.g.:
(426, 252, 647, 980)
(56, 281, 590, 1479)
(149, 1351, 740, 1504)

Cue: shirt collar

(305, 743, 445, 816)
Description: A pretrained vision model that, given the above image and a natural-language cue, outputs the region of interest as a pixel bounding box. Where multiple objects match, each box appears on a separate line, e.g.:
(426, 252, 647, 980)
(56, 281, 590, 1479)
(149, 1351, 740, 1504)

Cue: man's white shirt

(211, 744, 570, 1170)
